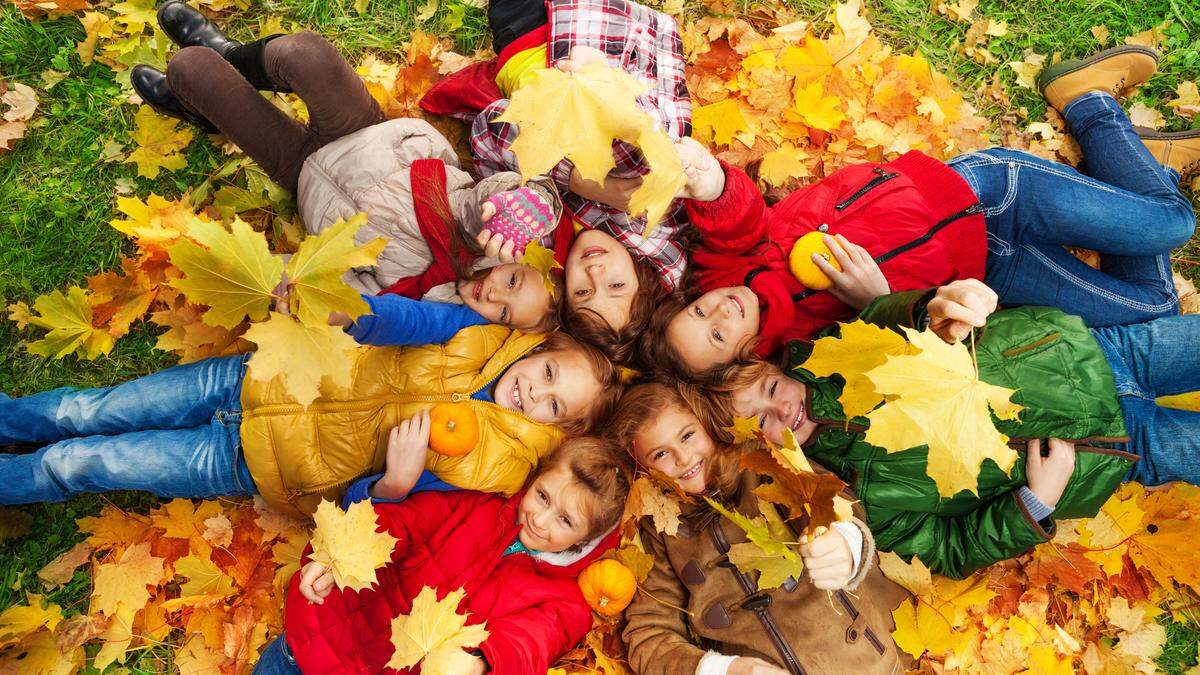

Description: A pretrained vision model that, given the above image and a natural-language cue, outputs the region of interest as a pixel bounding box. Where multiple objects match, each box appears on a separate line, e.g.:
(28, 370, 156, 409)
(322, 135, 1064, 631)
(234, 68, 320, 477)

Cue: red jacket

(685, 151, 986, 355)
(284, 490, 619, 674)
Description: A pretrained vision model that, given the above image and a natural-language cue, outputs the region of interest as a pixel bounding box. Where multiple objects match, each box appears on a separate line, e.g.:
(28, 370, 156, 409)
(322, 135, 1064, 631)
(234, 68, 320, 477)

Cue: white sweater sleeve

(831, 520, 864, 580)
(696, 651, 739, 675)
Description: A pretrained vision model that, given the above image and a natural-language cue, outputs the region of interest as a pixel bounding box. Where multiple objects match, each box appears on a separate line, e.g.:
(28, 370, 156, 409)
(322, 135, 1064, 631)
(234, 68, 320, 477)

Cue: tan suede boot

(1137, 128, 1200, 177)
(1038, 45, 1159, 111)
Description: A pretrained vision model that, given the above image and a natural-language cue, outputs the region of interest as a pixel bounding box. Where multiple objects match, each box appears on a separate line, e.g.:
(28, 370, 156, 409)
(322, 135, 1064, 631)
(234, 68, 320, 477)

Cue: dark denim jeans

(253, 634, 301, 675)
(0, 355, 255, 504)
(949, 92, 1195, 327)
(1092, 315, 1200, 486)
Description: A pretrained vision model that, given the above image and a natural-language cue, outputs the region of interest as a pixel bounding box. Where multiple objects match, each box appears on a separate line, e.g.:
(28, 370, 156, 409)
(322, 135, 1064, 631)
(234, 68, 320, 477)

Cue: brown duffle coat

(624, 471, 911, 675)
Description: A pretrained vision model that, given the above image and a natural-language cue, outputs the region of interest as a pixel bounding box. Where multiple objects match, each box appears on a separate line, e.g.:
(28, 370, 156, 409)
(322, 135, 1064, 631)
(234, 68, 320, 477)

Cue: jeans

(0, 355, 256, 504)
(253, 634, 301, 675)
(1091, 315, 1200, 486)
(167, 32, 384, 194)
(949, 92, 1195, 327)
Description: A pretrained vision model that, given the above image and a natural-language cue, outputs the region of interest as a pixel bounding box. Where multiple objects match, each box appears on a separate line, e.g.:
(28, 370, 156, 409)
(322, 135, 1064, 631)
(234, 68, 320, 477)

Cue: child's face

(730, 365, 816, 446)
(493, 349, 602, 426)
(518, 465, 591, 552)
(565, 230, 639, 332)
(632, 404, 718, 495)
(666, 286, 760, 374)
(457, 263, 552, 331)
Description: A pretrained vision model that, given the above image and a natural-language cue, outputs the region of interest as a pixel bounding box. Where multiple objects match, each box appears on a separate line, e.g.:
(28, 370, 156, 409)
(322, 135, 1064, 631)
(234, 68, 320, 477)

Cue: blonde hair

(537, 436, 633, 539)
(608, 381, 743, 497)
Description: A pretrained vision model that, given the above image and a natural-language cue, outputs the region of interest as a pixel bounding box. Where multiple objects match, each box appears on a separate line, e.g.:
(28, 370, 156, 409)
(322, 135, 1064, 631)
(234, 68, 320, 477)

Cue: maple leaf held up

(387, 586, 489, 673)
(308, 500, 399, 592)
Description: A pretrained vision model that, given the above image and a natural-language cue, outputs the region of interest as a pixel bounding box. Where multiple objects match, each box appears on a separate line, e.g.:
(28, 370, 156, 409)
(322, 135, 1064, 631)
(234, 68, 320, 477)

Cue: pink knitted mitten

(482, 187, 556, 256)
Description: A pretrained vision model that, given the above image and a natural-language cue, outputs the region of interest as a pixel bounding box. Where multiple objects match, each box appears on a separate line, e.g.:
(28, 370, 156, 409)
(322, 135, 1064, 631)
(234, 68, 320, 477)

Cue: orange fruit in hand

(788, 231, 843, 290)
(428, 403, 480, 457)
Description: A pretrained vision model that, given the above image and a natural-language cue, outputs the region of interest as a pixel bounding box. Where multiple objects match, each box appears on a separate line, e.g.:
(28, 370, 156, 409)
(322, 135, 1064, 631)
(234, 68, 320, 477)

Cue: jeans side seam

(984, 163, 1020, 216)
(1003, 156, 1180, 207)
(1022, 245, 1179, 313)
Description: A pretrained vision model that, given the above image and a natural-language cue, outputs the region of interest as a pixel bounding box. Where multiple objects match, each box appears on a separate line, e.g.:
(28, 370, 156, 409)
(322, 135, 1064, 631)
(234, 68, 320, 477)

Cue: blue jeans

(949, 92, 1195, 327)
(1091, 315, 1200, 485)
(0, 355, 256, 504)
(254, 634, 301, 675)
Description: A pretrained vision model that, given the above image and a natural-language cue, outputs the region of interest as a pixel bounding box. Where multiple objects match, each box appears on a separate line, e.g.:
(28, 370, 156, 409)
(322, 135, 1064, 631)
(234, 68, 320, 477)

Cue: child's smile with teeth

(632, 405, 718, 495)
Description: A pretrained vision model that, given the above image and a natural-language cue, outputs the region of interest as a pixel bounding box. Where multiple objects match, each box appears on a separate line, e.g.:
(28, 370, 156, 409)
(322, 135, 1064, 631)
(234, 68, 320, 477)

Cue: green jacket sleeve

(858, 288, 937, 330)
(868, 491, 1053, 579)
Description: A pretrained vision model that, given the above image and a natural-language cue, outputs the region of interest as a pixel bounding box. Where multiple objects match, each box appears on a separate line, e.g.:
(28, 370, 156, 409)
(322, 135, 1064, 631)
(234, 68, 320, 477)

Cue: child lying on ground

(0, 295, 622, 516)
(643, 46, 1197, 380)
(714, 279, 1200, 577)
(135, 5, 574, 332)
(252, 437, 632, 674)
(422, 0, 690, 352)
(609, 382, 910, 675)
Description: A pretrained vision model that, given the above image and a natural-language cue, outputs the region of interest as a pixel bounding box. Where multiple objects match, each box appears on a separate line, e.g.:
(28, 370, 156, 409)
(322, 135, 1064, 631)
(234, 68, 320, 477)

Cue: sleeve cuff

(696, 651, 738, 675)
(345, 294, 380, 343)
(831, 520, 864, 581)
(1018, 486, 1056, 523)
(550, 159, 574, 192)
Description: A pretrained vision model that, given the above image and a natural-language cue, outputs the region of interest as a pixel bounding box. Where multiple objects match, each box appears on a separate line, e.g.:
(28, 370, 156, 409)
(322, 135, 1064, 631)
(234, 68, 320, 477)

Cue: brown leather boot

(1137, 128, 1200, 177)
(1038, 45, 1159, 111)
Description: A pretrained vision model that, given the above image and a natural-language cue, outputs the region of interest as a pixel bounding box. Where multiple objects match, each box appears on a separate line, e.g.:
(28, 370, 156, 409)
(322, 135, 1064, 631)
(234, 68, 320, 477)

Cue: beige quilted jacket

(297, 118, 558, 300)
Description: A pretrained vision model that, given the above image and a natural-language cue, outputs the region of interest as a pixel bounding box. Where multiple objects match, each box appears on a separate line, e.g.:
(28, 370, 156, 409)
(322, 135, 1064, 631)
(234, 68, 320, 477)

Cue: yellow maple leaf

(8, 285, 115, 360)
(0, 594, 63, 649)
(285, 213, 386, 327)
(1007, 52, 1047, 89)
(387, 586, 489, 672)
(863, 327, 1023, 498)
(308, 499, 399, 591)
(149, 497, 223, 540)
(92, 602, 137, 671)
(779, 38, 834, 83)
(90, 542, 165, 617)
(521, 240, 564, 299)
(692, 98, 749, 147)
(109, 193, 202, 250)
(1128, 102, 1164, 130)
(76, 504, 155, 550)
(728, 540, 805, 591)
(877, 551, 933, 597)
(124, 105, 194, 178)
(174, 555, 235, 598)
(1078, 488, 1145, 576)
(1167, 80, 1200, 119)
(891, 597, 972, 659)
(722, 416, 762, 443)
(789, 80, 846, 132)
(0, 625, 82, 674)
(625, 123, 686, 231)
(244, 312, 361, 406)
(757, 143, 812, 188)
(799, 319, 913, 420)
(168, 217, 283, 329)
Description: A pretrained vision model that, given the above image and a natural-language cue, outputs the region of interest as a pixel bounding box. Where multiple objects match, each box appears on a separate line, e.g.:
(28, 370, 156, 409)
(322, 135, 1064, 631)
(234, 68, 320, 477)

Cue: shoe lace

(1113, 76, 1127, 94)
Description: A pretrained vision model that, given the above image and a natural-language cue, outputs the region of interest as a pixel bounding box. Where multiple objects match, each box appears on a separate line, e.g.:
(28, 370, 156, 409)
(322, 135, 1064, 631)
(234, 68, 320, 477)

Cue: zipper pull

(965, 203, 985, 214)
(451, 393, 466, 402)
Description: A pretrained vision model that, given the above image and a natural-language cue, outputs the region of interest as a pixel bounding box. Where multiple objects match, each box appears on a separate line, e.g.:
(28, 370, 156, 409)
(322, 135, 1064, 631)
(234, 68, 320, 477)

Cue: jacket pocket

(1001, 332, 1061, 359)
(835, 168, 899, 212)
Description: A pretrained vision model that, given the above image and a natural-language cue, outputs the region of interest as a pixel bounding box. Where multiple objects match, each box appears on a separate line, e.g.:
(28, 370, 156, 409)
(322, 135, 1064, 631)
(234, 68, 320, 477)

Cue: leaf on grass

(244, 312, 361, 406)
(308, 500, 398, 592)
(799, 319, 913, 420)
(8, 286, 115, 359)
(284, 213, 386, 326)
(168, 217, 283, 329)
(37, 542, 94, 589)
(0, 507, 33, 544)
(2, 82, 38, 122)
(863, 327, 1023, 498)
(1167, 81, 1200, 119)
(0, 594, 63, 649)
(387, 586, 489, 672)
(124, 105, 194, 178)
(89, 542, 166, 617)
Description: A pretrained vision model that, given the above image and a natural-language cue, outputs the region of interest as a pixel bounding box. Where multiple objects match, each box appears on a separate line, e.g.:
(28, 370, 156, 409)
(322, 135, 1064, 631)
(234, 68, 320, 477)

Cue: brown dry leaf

(624, 477, 682, 537)
(1090, 24, 1111, 44)
(1167, 81, 1200, 119)
(740, 446, 845, 535)
(0, 508, 33, 544)
(36, 542, 94, 589)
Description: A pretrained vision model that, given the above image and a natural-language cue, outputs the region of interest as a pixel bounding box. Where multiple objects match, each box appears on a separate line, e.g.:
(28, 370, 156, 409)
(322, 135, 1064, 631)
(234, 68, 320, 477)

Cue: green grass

(1, 0, 1199, 671)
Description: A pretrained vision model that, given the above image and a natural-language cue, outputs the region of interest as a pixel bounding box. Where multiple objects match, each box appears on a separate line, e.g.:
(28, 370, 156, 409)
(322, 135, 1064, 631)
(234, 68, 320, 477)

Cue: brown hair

(636, 294, 758, 385)
(703, 359, 775, 445)
(537, 435, 634, 539)
(530, 331, 624, 435)
(561, 258, 663, 365)
(608, 381, 743, 497)
(414, 172, 562, 333)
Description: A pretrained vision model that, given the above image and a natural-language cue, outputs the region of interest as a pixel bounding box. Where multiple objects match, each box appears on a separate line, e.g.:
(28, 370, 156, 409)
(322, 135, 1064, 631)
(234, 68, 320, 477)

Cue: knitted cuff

(1018, 486, 1056, 523)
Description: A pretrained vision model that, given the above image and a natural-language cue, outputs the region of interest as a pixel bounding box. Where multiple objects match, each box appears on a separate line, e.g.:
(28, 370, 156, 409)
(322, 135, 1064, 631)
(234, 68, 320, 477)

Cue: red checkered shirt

(470, 0, 693, 289)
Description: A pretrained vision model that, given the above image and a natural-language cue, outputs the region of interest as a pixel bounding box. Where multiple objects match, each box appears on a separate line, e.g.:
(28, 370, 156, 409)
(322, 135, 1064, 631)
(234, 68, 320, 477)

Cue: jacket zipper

(708, 522, 806, 675)
(835, 168, 899, 211)
(792, 202, 984, 301)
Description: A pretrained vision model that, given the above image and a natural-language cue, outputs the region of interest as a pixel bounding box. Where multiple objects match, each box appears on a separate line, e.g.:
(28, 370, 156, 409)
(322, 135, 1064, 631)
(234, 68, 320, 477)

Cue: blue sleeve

(346, 294, 489, 346)
(340, 470, 460, 509)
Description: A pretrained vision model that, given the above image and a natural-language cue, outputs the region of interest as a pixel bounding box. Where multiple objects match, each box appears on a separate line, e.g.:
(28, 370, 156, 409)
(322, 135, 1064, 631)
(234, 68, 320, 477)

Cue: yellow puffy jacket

(239, 325, 562, 516)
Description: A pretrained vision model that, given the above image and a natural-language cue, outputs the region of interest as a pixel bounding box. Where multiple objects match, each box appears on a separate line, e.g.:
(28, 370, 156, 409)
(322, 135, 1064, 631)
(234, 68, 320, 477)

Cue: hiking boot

(157, 0, 290, 92)
(1038, 45, 1159, 111)
(131, 65, 219, 134)
(1137, 127, 1200, 177)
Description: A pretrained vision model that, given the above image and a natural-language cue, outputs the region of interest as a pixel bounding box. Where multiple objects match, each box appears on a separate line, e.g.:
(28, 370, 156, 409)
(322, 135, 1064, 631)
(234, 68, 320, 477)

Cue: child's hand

(816, 234, 890, 310)
(676, 137, 724, 202)
(372, 411, 431, 501)
(1025, 438, 1076, 509)
(569, 169, 643, 211)
(926, 279, 998, 343)
(556, 45, 608, 72)
(798, 527, 855, 591)
(298, 561, 335, 604)
(729, 657, 789, 675)
(475, 227, 520, 264)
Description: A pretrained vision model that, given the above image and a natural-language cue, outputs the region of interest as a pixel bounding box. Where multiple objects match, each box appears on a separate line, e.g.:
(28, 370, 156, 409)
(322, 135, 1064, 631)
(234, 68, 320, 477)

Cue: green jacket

(784, 289, 1137, 578)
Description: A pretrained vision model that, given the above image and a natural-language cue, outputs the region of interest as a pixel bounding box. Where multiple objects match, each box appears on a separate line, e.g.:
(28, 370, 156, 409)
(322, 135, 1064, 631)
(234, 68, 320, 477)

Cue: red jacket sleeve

(372, 490, 481, 562)
(478, 593, 594, 675)
(683, 160, 770, 254)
